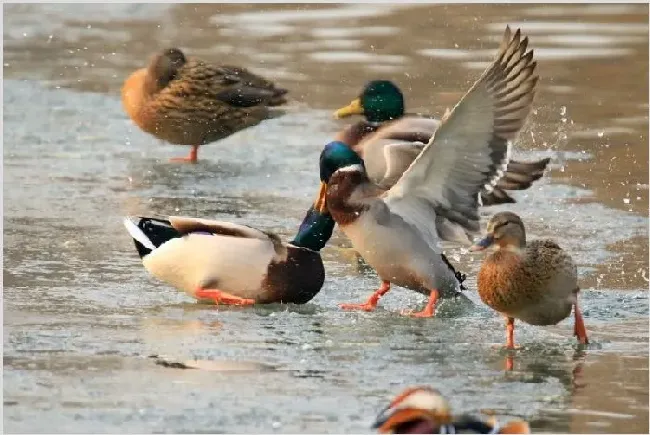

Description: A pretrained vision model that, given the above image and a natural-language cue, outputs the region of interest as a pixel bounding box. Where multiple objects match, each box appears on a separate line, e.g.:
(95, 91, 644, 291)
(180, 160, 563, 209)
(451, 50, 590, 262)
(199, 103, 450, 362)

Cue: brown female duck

(122, 48, 288, 163)
(373, 386, 530, 434)
(471, 212, 589, 348)
(333, 80, 550, 206)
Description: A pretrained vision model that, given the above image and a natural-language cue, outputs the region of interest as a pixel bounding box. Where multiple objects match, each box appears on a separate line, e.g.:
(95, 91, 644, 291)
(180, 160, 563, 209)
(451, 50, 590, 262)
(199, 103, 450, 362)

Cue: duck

(373, 386, 531, 434)
(332, 81, 550, 206)
(470, 211, 589, 348)
(121, 142, 365, 305)
(121, 47, 289, 163)
(315, 26, 539, 317)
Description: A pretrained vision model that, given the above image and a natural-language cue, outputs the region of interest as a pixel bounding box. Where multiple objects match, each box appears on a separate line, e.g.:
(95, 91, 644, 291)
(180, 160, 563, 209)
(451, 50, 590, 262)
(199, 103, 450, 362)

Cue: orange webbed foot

(339, 281, 391, 313)
(169, 156, 198, 164)
(195, 288, 255, 306)
(401, 289, 439, 318)
(339, 302, 379, 312)
(170, 145, 199, 163)
(399, 307, 435, 318)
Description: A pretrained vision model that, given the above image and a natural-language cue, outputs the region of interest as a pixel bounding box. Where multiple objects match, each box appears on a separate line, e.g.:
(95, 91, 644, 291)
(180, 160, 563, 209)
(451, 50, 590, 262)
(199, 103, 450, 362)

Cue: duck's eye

(491, 221, 509, 236)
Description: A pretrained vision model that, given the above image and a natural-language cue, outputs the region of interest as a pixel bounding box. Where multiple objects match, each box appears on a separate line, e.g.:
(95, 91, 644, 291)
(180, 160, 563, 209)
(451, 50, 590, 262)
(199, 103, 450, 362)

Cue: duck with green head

(315, 141, 469, 314)
(333, 79, 551, 206)
(121, 148, 362, 305)
(316, 26, 538, 317)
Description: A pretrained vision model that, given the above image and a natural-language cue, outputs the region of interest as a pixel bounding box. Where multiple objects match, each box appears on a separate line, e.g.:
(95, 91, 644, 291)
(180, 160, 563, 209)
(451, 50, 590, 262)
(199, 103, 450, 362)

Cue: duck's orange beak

(313, 181, 329, 214)
(470, 234, 494, 252)
(333, 98, 364, 119)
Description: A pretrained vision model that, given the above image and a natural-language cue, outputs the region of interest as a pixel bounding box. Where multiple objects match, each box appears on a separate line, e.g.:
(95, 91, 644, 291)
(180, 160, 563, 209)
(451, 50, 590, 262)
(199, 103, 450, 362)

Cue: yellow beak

(333, 98, 364, 119)
(313, 181, 329, 214)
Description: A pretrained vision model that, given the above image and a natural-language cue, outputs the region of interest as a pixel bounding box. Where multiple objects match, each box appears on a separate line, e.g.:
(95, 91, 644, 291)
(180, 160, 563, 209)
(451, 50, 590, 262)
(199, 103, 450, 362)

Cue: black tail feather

(125, 217, 182, 259)
(440, 252, 467, 291)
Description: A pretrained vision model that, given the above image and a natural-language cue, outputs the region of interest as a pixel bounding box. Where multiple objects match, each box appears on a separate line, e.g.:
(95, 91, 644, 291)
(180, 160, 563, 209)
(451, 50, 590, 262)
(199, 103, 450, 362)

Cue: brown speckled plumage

(122, 48, 288, 151)
(475, 212, 582, 328)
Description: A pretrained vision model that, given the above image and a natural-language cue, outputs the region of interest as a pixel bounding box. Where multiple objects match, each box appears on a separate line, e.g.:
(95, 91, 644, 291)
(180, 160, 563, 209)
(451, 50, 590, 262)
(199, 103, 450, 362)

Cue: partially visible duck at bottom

(373, 386, 531, 434)
(470, 211, 589, 349)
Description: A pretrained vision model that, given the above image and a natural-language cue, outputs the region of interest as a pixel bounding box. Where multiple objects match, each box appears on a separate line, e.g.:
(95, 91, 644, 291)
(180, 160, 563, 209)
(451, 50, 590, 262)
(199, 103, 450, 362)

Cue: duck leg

(506, 317, 516, 349)
(339, 281, 390, 312)
(401, 289, 440, 318)
(170, 145, 199, 163)
(195, 288, 255, 306)
(573, 302, 589, 345)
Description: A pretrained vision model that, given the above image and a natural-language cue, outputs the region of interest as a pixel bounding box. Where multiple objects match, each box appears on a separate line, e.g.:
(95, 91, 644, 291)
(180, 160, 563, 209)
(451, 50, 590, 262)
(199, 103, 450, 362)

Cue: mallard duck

(373, 386, 531, 434)
(121, 47, 288, 163)
(333, 81, 550, 206)
(121, 144, 364, 304)
(470, 211, 589, 348)
(315, 26, 539, 317)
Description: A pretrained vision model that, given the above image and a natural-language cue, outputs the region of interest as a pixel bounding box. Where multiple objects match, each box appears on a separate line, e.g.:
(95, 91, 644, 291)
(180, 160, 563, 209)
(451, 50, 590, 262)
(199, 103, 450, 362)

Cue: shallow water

(3, 3, 649, 434)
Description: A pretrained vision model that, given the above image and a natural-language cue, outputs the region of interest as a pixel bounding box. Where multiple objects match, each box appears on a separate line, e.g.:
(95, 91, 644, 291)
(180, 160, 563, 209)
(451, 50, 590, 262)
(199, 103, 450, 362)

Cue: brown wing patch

(168, 216, 268, 239)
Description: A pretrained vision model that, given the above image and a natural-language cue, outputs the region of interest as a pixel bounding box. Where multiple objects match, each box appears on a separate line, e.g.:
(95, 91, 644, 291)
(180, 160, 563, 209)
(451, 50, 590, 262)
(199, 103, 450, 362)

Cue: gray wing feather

(384, 26, 539, 245)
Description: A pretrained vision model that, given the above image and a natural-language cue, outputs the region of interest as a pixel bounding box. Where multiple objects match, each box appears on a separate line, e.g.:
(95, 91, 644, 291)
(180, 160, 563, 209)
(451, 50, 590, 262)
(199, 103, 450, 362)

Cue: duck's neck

(335, 121, 381, 148)
(290, 205, 335, 251)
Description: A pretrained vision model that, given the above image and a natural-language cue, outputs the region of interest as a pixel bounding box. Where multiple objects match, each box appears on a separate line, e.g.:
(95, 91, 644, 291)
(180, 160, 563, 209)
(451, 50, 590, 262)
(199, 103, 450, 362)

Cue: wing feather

(383, 26, 538, 245)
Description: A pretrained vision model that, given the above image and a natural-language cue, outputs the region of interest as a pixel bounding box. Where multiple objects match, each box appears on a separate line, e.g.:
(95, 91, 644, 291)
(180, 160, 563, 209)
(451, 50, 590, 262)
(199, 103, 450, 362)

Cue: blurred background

(3, 3, 648, 434)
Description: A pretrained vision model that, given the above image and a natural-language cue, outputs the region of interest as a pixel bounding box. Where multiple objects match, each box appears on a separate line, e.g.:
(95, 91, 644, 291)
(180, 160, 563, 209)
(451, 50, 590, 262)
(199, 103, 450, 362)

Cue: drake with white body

(123, 204, 337, 305)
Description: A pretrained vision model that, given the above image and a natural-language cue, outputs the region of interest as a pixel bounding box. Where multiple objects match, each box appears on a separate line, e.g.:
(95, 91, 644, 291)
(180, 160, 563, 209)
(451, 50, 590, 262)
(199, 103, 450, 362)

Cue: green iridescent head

(333, 80, 405, 123)
(291, 141, 364, 251)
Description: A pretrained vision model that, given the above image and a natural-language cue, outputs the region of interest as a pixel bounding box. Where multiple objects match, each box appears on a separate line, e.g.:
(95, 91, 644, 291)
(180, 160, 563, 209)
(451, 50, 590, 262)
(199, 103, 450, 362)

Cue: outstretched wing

(358, 117, 440, 187)
(384, 26, 538, 245)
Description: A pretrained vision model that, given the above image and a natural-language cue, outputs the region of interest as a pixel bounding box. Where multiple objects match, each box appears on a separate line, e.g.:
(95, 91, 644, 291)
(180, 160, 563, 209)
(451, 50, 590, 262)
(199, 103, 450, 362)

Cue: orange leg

(170, 145, 199, 163)
(401, 289, 440, 318)
(339, 281, 390, 312)
(195, 288, 255, 306)
(506, 317, 516, 349)
(573, 302, 589, 345)
(505, 354, 514, 371)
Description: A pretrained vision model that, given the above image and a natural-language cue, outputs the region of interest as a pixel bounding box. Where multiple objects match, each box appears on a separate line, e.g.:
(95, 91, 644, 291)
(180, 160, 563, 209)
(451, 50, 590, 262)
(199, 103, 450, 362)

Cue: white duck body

(335, 179, 460, 297)
(124, 216, 326, 304)
(143, 230, 276, 300)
